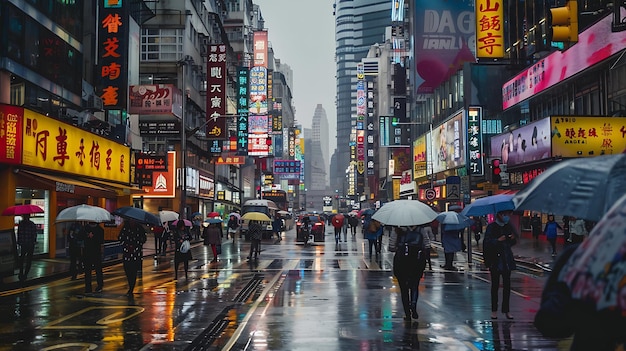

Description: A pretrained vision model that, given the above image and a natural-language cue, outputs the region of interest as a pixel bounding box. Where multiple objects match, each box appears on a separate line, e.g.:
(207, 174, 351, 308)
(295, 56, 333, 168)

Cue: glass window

(141, 29, 184, 62)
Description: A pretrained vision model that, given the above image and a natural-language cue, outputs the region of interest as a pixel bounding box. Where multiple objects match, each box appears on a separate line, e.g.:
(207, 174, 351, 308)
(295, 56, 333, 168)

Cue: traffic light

(491, 159, 502, 184)
(549, 0, 578, 43)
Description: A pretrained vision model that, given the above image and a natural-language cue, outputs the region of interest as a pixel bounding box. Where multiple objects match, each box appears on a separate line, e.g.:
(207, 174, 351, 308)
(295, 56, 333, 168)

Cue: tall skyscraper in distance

(312, 104, 330, 184)
(333, 0, 391, 193)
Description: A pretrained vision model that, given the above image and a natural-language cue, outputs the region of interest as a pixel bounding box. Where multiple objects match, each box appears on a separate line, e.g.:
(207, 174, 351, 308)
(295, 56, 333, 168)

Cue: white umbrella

(436, 211, 473, 231)
(513, 154, 626, 221)
(371, 200, 438, 226)
(277, 210, 290, 215)
(55, 204, 111, 223)
(159, 210, 179, 223)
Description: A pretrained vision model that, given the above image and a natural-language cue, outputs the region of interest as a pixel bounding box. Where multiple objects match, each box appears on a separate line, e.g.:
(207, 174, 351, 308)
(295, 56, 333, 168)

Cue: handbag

(179, 240, 191, 253)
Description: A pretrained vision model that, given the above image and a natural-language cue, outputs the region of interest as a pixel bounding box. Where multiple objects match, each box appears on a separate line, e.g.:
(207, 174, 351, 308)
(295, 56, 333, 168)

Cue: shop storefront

(0, 104, 133, 259)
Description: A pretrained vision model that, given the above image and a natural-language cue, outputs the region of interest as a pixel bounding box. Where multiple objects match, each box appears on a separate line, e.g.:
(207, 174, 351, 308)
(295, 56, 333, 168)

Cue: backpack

(396, 227, 425, 261)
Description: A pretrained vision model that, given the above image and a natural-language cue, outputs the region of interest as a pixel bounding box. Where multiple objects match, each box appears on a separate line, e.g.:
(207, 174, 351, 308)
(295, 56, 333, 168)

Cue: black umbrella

(112, 206, 160, 227)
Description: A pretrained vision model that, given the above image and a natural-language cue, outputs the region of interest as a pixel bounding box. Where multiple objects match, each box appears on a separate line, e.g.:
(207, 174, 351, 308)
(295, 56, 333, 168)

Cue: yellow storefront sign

(21, 109, 130, 182)
(551, 117, 626, 157)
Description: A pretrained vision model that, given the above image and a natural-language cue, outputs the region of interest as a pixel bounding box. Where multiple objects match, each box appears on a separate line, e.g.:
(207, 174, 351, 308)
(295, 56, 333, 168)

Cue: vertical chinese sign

(356, 63, 365, 179)
(467, 106, 484, 175)
(475, 0, 504, 59)
(253, 31, 268, 67)
(0, 104, 23, 165)
(98, 0, 129, 110)
(236, 67, 249, 155)
(206, 44, 228, 145)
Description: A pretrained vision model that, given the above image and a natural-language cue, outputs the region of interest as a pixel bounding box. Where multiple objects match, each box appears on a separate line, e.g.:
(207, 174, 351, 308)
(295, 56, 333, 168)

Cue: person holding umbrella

(16, 214, 38, 282)
(331, 213, 344, 245)
(202, 220, 222, 262)
(393, 224, 429, 321)
(118, 219, 147, 296)
(247, 220, 263, 260)
(173, 220, 192, 280)
(67, 222, 84, 280)
(483, 210, 517, 320)
(80, 221, 105, 293)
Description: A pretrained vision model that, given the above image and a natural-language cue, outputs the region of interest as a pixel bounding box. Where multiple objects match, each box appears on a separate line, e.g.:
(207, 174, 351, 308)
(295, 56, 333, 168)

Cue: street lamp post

(178, 55, 194, 219)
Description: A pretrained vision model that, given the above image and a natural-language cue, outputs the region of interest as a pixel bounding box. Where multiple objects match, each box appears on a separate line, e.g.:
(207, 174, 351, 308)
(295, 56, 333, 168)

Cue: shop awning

(21, 170, 110, 192)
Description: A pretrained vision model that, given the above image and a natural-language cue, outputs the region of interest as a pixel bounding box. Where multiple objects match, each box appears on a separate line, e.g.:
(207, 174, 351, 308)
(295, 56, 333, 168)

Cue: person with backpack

(227, 215, 240, 240)
(483, 210, 518, 320)
(393, 225, 429, 321)
(363, 216, 383, 258)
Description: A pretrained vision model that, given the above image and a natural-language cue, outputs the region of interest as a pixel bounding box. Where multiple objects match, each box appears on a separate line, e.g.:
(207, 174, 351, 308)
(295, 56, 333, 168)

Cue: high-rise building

(312, 104, 330, 184)
(332, 0, 391, 195)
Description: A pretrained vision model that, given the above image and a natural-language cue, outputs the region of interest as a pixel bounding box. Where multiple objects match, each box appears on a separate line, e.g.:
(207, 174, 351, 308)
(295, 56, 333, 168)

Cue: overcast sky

(254, 0, 337, 153)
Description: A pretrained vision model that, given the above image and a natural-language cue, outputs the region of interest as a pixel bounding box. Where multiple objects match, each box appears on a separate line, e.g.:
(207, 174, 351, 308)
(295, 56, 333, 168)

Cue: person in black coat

(393, 225, 428, 322)
(67, 222, 84, 280)
(173, 220, 192, 280)
(80, 222, 104, 293)
(118, 219, 147, 296)
(483, 210, 517, 320)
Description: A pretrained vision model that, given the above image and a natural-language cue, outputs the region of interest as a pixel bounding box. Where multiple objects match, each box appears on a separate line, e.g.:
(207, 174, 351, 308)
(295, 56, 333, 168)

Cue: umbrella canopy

(460, 194, 515, 217)
(55, 204, 111, 223)
(172, 219, 193, 227)
(436, 211, 473, 231)
(513, 154, 626, 221)
(205, 218, 223, 224)
(112, 206, 161, 227)
(557, 193, 626, 312)
(331, 213, 345, 227)
(241, 212, 271, 222)
(359, 208, 376, 217)
(158, 210, 179, 223)
(191, 211, 203, 218)
(277, 210, 290, 215)
(207, 211, 220, 218)
(2, 204, 44, 216)
(371, 200, 438, 226)
(228, 212, 241, 220)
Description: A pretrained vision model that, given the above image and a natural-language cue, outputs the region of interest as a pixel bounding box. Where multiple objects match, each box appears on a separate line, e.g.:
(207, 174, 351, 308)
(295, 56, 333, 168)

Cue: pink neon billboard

(502, 14, 626, 110)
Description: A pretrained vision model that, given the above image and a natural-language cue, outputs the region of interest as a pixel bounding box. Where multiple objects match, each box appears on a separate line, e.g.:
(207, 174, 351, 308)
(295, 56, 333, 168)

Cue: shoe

(403, 316, 412, 322)
(411, 309, 418, 319)
(84, 290, 92, 294)
(491, 312, 498, 319)
(95, 287, 103, 293)
(505, 313, 514, 320)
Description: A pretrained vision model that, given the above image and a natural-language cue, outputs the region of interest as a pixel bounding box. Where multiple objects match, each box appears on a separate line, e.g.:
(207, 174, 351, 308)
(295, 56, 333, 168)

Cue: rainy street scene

(2, 0, 626, 350)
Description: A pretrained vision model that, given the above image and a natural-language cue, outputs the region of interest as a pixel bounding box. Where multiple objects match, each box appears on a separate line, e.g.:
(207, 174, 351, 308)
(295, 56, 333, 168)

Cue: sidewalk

(1, 231, 567, 291)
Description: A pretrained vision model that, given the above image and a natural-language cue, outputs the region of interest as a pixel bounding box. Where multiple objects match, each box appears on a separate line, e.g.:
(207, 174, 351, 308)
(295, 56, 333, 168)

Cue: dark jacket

(483, 221, 517, 271)
(118, 221, 147, 261)
(393, 227, 426, 282)
(81, 223, 104, 255)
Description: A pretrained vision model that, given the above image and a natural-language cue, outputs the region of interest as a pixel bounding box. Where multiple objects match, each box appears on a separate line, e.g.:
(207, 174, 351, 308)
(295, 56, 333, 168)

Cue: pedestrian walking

(160, 224, 171, 255)
(67, 222, 84, 280)
(568, 217, 587, 244)
(173, 220, 192, 280)
(364, 217, 383, 258)
(272, 215, 283, 241)
(440, 224, 462, 270)
(16, 214, 38, 282)
(531, 213, 542, 247)
(331, 214, 344, 245)
(118, 219, 147, 296)
(80, 221, 104, 293)
(227, 215, 239, 240)
(471, 216, 483, 246)
(342, 214, 349, 242)
(422, 223, 434, 271)
(348, 215, 359, 236)
(247, 220, 262, 260)
(543, 214, 562, 256)
(202, 222, 222, 262)
(393, 225, 428, 321)
(483, 210, 517, 320)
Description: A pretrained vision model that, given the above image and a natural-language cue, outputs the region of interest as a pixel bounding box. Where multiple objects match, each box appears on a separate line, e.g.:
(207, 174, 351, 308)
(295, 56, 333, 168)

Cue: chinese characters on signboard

(20, 108, 130, 183)
(206, 44, 228, 141)
(0, 104, 23, 165)
(551, 117, 626, 157)
(476, 0, 504, 58)
(98, 0, 128, 109)
(236, 67, 249, 155)
(129, 84, 182, 117)
(253, 31, 268, 67)
(467, 106, 484, 175)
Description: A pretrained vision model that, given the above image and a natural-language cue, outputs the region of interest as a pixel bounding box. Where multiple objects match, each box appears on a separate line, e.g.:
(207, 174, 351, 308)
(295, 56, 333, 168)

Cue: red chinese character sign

(206, 44, 227, 141)
(0, 104, 24, 165)
(98, 0, 129, 109)
(476, 0, 504, 59)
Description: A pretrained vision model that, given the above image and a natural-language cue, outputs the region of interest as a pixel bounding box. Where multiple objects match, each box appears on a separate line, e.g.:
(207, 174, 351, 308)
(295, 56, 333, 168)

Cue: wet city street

(0, 226, 573, 351)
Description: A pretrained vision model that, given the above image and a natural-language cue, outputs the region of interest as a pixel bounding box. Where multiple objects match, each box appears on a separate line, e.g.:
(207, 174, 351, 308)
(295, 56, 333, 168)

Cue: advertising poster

(551, 117, 626, 157)
(489, 118, 551, 167)
(430, 111, 466, 173)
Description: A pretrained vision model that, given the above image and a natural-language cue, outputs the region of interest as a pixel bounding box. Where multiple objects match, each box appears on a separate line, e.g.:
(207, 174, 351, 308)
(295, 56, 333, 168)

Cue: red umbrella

(207, 211, 220, 218)
(2, 204, 44, 216)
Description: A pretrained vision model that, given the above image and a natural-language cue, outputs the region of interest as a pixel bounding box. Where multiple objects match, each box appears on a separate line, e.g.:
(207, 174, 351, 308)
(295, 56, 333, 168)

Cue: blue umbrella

(205, 218, 223, 224)
(460, 194, 515, 217)
(112, 206, 161, 227)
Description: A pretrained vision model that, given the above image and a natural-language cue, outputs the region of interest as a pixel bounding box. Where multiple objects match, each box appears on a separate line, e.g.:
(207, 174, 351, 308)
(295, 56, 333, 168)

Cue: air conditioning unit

(87, 95, 103, 111)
